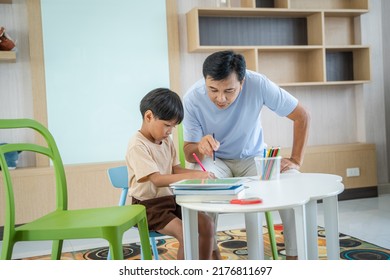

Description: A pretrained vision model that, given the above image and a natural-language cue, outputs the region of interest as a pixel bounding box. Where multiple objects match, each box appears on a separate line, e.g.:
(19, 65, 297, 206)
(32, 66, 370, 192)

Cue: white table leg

(244, 212, 264, 260)
(323, 196, 340, 260)
(305, 200, 319, 259)
(293, 205, 308, 260)
(181, 207, 199, 260)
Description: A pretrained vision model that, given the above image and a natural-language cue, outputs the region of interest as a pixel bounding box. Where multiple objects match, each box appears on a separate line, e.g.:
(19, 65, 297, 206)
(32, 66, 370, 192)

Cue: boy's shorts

(132, 195, 182, 232)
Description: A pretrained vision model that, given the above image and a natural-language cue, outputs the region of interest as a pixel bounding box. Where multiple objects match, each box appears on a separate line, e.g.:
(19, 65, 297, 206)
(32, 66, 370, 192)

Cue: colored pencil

(192, 152, 207, 171)
(212, 133, 216, 164)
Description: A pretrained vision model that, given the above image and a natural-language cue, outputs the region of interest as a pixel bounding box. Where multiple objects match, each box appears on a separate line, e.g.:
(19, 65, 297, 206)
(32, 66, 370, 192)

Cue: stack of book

(170, 178, 245, 203)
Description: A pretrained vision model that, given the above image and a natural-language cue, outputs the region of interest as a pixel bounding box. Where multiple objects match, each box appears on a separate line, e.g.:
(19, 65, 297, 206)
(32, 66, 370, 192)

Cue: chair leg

(150, 236, 159, 260)
(141, 236, 159, 260)
(1, 238, 15, 260)
(107, 232, 156, 260)
(137, 216, 152, 260)
(109, 244, 124, 260)
(107, 235, 125, 260)
(265, 211, 278, 260)
(109, 235, 157, 260)
(51, 240, 63, 260)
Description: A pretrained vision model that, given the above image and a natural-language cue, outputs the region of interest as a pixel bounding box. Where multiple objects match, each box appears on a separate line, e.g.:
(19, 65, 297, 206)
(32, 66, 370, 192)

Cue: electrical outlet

(346, 167, 360, 177)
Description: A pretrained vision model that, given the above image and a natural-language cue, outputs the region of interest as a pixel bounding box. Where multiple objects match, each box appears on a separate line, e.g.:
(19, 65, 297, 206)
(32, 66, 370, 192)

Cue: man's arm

(282, 102, 310, 172)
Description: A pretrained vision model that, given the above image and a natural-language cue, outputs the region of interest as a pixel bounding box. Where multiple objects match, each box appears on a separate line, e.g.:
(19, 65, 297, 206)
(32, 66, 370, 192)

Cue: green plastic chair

(177, 124, 278, 260)
(0, 119, 152, 260)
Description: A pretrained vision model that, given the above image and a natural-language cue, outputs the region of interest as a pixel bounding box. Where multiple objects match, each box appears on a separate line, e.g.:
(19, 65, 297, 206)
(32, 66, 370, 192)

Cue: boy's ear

(144, 110, 154, 122)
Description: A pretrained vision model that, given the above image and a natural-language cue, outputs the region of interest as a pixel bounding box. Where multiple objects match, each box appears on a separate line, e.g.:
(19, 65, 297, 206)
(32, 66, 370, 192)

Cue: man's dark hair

(140, 88, 184, 124)
(202, 50, 246, 82)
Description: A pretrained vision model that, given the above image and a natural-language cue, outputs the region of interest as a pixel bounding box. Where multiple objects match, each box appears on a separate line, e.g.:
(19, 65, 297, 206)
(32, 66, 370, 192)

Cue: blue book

(171, 184, 244, 195)
(170, 178, 243, 189)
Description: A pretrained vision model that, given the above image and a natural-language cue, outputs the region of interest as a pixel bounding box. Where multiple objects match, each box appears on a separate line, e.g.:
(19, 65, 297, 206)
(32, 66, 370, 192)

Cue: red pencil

(192, 152, 207, 171)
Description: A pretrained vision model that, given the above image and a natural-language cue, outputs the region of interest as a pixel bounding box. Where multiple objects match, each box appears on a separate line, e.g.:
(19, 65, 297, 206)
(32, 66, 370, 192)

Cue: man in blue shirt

(182, 50, 310, 260)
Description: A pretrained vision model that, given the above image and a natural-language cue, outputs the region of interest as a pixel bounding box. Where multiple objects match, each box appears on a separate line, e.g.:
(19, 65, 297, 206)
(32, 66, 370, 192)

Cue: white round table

(177, 173, 344, 260)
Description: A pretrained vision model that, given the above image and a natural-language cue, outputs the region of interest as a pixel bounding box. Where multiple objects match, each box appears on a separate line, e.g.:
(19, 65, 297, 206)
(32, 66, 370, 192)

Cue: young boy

(126, 88, 216, 260)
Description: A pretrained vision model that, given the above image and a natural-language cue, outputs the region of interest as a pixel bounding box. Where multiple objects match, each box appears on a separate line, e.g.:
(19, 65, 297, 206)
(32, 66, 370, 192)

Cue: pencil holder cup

(254, 156, 281, 180)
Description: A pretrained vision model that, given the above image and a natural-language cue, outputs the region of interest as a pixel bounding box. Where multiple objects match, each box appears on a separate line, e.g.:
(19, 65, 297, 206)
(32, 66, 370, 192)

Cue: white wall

(1, 0, 171, 165)
(381, 0, 390, 191)
(40, 0, 170, 164)
(357, 0, 387, 184)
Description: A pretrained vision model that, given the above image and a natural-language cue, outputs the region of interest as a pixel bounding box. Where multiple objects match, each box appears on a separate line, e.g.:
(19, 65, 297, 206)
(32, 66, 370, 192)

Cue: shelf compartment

(0, 0, 12, 3)
(257, 47, 324, 84)
(0, 51, 16, 62)
(187, 8, 323, 51)
(255, 0, 289, 8)
(325, 16, 361, 45)
(199, 16, 307, 46)
(255, 0, 277, 8)
(288, 0, 368, 10)
(226, 0, 285, 8)
(325, 47, 370, 82)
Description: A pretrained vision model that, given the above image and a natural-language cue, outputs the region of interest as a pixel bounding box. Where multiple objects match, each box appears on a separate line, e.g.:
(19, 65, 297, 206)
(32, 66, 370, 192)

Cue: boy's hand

(207, 171, 216, 179)
(193, 170, 216, 179)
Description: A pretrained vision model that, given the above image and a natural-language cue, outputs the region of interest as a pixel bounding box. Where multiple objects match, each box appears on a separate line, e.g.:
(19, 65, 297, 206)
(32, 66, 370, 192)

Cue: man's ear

(144, 110, 154, 122)
(239, 77, 245, 91)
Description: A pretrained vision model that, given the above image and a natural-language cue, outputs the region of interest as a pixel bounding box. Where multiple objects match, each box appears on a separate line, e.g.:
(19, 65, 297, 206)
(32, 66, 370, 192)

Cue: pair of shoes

(0, 27, 16, 51)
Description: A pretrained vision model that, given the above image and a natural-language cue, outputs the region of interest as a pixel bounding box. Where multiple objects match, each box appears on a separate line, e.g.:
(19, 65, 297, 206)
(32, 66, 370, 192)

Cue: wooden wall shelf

(0, 0, 15, 60)
(0, 51, 16, 62)
(186, 0, 370, 86)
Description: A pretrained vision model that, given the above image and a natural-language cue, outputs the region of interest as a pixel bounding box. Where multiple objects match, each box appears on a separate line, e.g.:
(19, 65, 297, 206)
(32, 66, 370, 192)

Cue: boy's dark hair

(140, 88, 184, 124)
(202, 50, 246, 82)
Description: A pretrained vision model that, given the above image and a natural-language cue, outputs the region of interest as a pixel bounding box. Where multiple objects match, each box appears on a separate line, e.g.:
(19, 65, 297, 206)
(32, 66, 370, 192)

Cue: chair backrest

(177, 123, 185, 168)
(107, 166, 128, 189)
(0, 119, 68, 234)
(107, 166, 129, 206)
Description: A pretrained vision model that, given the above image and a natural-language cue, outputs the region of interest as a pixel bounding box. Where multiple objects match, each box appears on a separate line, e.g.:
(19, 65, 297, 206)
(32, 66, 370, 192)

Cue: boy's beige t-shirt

(126, 131, 180, 200)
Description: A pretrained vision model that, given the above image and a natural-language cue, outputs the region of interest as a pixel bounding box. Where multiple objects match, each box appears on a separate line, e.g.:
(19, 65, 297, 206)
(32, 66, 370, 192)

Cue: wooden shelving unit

(186, 0, 370, 86)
